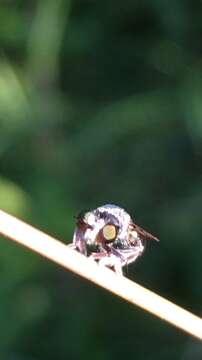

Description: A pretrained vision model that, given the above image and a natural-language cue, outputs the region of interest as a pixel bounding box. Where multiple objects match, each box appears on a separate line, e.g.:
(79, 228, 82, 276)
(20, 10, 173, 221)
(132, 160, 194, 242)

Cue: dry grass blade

(0, 209, 202, 340)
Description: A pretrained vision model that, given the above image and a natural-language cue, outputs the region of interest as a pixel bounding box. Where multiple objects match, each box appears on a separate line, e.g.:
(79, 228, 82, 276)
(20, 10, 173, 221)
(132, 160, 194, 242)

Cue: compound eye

(102, 224, 117, 242)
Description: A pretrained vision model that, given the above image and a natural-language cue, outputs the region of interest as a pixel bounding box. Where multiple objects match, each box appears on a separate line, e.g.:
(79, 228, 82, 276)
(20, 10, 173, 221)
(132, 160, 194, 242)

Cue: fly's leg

(111, 243, 144, 267)
(123, 250, 142, 265)
(89, 251, 123, 275)
(67, 229, 87, 255)
(89, 251, 108, 261)
(99, 255, 123, 275)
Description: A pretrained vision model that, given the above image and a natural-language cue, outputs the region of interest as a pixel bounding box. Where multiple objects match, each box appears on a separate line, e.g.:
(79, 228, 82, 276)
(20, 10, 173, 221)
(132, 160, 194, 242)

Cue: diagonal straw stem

(0, 209, 201, 340)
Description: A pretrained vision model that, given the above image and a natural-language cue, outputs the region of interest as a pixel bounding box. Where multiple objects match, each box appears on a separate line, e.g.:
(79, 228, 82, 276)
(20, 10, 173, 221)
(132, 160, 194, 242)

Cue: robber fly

(69, 204, 159, 275)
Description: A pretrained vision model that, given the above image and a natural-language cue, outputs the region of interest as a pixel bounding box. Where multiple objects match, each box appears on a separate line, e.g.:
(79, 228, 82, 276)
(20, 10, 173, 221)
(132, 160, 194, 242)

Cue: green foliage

(0, 0, 202, 359)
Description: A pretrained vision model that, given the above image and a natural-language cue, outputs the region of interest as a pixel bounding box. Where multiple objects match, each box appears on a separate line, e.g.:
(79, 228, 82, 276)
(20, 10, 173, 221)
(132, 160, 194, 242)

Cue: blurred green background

(0, 0, 202, 359)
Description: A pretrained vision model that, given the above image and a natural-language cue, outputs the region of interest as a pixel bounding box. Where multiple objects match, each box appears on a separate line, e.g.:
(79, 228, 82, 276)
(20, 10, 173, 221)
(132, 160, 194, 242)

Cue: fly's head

(74, 205, 131, 248)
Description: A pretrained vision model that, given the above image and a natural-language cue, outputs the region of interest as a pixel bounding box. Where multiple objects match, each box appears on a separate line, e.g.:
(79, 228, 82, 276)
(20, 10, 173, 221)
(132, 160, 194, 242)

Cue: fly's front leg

(67, 228, 87, 255)
(89, 251, 123, 275)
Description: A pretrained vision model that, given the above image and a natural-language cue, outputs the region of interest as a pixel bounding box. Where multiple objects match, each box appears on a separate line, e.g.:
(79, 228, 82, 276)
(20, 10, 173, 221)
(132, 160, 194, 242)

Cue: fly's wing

(130, 221, 159, 242)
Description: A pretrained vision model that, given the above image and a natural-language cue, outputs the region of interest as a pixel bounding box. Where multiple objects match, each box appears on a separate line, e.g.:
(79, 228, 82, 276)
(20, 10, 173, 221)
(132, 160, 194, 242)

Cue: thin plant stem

(0, 209, 201, 340)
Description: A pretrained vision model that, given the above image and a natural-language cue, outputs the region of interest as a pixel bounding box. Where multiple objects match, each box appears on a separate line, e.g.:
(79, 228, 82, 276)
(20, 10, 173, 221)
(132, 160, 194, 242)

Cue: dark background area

(0, 0, 202, 359)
